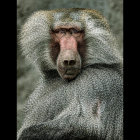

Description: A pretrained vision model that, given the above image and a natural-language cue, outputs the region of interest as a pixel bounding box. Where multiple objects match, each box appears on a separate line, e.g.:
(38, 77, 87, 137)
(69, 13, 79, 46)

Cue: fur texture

(18, 8, 123, 140)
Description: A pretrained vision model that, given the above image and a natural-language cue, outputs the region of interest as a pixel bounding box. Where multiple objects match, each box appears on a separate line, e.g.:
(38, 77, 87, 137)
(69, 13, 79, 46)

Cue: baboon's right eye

(59, 29, 66, 34)
(53, 29, 66, 34)
(53, 29, 59, 33)
(53, 29, 66, 39)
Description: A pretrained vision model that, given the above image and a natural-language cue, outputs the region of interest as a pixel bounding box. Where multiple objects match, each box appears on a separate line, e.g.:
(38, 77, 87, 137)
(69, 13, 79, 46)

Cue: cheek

(50, 41, 60, 64)
(77, 40, 86, 64)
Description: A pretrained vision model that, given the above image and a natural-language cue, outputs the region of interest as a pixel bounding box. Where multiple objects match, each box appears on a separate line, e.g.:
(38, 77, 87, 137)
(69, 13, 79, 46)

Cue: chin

(63, 74, 77, 81)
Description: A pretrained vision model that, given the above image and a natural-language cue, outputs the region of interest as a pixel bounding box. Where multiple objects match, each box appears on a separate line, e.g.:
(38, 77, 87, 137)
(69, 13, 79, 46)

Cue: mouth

(57, 66, 81, 81)
(63, 68, 80, 80)
(65, 69, 76, 75)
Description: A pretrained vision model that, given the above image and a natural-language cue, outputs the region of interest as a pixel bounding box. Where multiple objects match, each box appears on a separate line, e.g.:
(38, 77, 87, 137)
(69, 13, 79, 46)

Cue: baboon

(17, 8, 123, 140)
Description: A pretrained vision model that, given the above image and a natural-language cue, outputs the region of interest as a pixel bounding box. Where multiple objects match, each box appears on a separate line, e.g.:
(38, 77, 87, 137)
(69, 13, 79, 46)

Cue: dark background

(17, 0, 123, 131)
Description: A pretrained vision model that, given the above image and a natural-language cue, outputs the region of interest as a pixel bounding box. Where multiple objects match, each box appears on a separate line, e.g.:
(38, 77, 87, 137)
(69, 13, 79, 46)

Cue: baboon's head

(20, 8, 121, 81)
(50, 25, 86, 80)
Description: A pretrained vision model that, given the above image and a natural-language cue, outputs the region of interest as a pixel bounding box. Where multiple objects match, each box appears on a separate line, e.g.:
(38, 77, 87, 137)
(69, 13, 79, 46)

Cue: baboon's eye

(59, 29, 66, 34)
(70, 28, 79, 34)
(54, 29, 66, 34)
(53, 29, 66, 39)
(70, 28, 82, 38)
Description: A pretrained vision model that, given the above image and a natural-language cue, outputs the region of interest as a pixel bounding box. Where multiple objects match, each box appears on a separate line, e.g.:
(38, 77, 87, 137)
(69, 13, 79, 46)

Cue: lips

(57, 66, 81, 80)
(63, 68, 81, 80)
(65, 69, 75, 75)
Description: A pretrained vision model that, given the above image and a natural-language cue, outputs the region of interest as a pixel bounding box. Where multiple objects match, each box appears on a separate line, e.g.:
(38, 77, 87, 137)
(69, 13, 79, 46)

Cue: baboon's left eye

(70, 28, 79, 34)
(70, 28, 82, 38)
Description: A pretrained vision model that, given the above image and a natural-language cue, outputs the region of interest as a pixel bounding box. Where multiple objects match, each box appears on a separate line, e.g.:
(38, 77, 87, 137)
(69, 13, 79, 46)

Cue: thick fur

(18, 8, 123, 140)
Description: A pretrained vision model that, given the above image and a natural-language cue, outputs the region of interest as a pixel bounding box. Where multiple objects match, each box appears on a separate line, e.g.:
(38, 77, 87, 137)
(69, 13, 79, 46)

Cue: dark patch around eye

(50, 39, 60, 64)
(77, 39, 87, 65)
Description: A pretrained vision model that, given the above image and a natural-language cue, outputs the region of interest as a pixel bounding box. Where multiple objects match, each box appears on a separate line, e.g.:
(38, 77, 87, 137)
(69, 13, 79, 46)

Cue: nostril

(63, 60, 69, 66)
(69, 60, 76, 66)
(63, 60, 76, 66)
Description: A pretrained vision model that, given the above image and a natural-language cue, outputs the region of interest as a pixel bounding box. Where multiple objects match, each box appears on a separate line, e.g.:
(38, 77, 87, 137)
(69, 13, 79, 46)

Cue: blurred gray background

(17, 0, 123, 131)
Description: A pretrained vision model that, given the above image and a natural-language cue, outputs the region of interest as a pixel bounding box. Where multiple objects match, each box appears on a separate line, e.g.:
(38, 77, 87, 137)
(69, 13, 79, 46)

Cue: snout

(57, 50, 81, 80)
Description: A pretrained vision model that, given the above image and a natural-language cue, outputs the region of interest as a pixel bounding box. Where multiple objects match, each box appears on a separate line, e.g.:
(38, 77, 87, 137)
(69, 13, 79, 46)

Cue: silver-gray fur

(18, 8, 123, 140)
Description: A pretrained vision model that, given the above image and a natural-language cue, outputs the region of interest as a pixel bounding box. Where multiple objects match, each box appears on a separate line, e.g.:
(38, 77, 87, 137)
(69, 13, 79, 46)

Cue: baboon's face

(50, 26, 85, 80)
